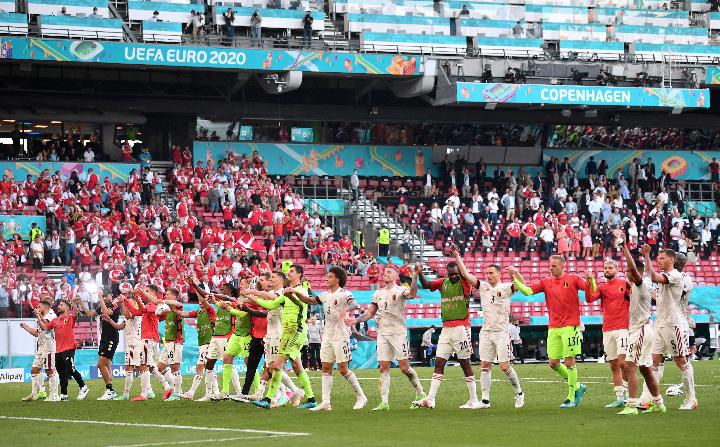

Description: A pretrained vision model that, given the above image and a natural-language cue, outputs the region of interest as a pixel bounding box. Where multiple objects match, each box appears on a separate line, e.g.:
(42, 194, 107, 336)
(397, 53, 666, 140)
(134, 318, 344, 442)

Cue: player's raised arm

(416, 262, 431, 289)
(643, 244, 667, 284)
(408, 266, 420, 299)
(584, 270, 599, 302)
(77, 293, 98, 317)
(354, 301, 378, 324)
(286, 286, 319, 305)
(19, 322, 39, 337)
(451, 243, 478, 287)
(254, 292, 285, 310)
(507, 266, 534, 296)
(623, 236, 643, 286)
(239, 303, 268, 319)
(34, 307, 50, 331)
(187, 277, 209, 299)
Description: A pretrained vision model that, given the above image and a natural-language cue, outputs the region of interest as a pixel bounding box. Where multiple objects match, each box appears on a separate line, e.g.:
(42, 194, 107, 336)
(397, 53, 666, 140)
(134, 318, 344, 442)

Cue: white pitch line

(0, 416, 309, 437)
(106, 434, 295, 447)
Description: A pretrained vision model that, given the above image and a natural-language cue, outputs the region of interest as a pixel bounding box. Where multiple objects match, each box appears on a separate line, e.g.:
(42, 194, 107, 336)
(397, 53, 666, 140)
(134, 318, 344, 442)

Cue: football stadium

(1, 0, 719, 445)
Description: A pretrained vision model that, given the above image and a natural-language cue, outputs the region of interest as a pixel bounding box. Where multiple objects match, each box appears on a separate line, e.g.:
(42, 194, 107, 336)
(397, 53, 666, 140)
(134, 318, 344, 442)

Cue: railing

(287, 180, 355, 241)
(343, 178, 428, 263)
(684, 180, 716, 203)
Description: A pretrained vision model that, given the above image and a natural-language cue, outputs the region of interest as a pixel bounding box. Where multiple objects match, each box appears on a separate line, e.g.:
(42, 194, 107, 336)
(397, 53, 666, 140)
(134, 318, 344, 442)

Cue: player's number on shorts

(620, 338, 628, 349)
(343, 343, 349, 355)
(459, 341, 470, 351)
(567, 335, 580, 347)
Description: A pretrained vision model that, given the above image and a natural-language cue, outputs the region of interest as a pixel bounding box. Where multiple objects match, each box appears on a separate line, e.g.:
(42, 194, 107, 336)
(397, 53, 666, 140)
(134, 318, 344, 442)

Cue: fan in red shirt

(37, 299, 88, 400)
(585, 259, 630, 407)
(509, 255, 588, 408)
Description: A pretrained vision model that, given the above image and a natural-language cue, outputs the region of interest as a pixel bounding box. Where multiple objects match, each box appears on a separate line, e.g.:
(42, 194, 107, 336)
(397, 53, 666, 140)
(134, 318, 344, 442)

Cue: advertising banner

(457, 82, 710, 108)
(0, 37, 423, 76)
(193, 142, 437, 177)
(0, 215, 47, 241)
(0, 161, 140, 183)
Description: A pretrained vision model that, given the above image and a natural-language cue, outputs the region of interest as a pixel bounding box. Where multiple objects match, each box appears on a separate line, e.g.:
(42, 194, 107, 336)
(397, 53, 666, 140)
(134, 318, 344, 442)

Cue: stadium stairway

(149, 160, 177, 212)
(351, 195, 441, 260)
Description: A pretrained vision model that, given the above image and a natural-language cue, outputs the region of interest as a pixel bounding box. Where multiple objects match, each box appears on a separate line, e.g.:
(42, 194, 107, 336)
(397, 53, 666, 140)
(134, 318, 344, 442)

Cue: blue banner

(238, 126, 253, 141)
(0, 161, 140, 183)
(0, 215, 46, 240)
(707, 66, 720, 85)
(0, 37, 423, 76)
(193, 142, 437, 177)
(304, 199, 345, 216)
(457, 82, 710, 108)
(544, 148, 720, 181)
(291, 128, 314, 143)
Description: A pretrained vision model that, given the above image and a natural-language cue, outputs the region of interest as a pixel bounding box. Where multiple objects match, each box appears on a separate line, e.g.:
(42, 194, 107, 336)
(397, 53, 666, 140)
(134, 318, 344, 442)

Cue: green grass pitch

(1, 362, 718, 446)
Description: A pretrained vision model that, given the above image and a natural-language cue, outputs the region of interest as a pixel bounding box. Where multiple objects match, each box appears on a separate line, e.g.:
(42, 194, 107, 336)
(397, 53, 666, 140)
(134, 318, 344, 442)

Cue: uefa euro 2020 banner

(0, 161, 140, 183)
(0, 37, 423, 76)
(457, 82, 709, 109)
(194, 142, 438, 177)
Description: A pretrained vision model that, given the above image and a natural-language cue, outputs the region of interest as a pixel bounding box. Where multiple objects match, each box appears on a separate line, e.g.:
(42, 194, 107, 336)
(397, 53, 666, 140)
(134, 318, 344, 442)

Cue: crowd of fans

(548, 125, 720, 151)
(0, 145, 375, 320)
(386, 153, 720, 262)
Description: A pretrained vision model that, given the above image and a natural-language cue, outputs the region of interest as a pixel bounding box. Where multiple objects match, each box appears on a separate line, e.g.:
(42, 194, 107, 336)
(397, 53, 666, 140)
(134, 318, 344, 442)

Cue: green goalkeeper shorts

(225, 334, 251, 358)
(279, 330, 307, 361)
(547, 326, 582, 359)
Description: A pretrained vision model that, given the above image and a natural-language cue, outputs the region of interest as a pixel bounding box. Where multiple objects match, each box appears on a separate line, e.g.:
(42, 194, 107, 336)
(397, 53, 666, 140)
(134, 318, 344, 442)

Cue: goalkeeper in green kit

(248, 265, 317, 409)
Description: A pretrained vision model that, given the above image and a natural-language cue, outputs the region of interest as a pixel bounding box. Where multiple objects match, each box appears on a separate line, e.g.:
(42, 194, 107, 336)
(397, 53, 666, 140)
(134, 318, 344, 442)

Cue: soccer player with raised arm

(149, 288, 186, 401)
(291, 266, 367, 411)
(176, 280, 216, 401)
(76, 289, 122, 400)
(214, 278, 268, 402)
(124, 285, 165, 401)
(616, 239, 665, 415)
(249, 265, 317, 409)
(508, 255, 588, 408)
(115, 284, 141, 400)
(36, 299, 89, 401)
(584, 259, 630, 408)
(20, 300, 59, 401)
(245, 271, 303, 407)
(355, 264, 425, 410)
(642, 245, 697, 410)
(413, 252, 480, 409)
(450, 245, 524, 409)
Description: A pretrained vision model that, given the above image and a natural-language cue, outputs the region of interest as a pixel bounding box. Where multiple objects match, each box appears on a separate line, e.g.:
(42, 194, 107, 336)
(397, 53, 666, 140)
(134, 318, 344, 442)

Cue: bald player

(585, 259, 630, 408)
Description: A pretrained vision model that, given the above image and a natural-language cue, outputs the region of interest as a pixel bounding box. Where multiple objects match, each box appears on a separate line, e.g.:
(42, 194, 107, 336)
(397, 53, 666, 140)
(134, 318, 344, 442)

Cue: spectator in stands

(302, 11, 314, 48)
(459, 4, 470, 16)
(539, 223, 554, 258)
(512, 21, 525, 37)
(367, 260, 380, 290)
(223, 8, 235, 45)
(63, 227, 76, 266)
(30, 235, 44, 271)
(377, 225, 390, 256)
(150, 11, 160, 22)
(350, 169, 359, 203)
(710, 157, 720, 183)
(191, 10, 205, 43)
(251, 10, 262, 47)
(59, 7, 70, 16)
(89, 7, 100, 18)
